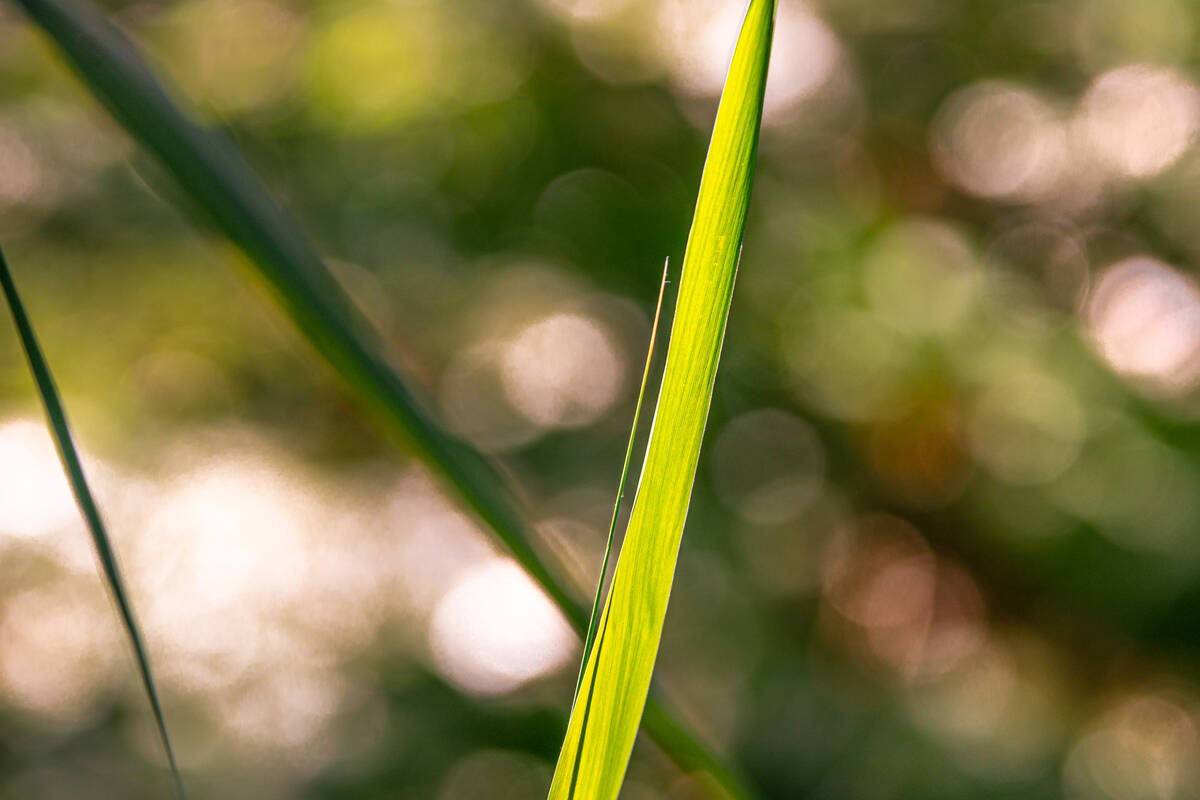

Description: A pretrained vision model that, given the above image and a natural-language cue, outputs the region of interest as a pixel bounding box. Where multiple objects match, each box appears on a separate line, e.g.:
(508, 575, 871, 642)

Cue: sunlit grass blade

(574, 259, 670, 702)
(550, 1, 776, 798)
(0, 245, 185, 799)
(11, 0, 753, 793)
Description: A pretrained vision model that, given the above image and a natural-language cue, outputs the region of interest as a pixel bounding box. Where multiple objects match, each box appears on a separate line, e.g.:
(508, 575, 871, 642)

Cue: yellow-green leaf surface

(550, 2, 776, 798)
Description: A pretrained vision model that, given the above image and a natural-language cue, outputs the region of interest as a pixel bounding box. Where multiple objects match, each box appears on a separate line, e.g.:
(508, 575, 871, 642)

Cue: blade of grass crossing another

(9, 0, 576, 677)
(0, 245, 186, 800)
(10, 0, 757, 794)
(574, 258, 670, 703)
(549, 2, 776, 798)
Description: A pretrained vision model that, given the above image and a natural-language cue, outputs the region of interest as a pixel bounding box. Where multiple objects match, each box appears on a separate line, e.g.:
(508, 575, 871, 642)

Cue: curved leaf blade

(549, 1, 776, 797)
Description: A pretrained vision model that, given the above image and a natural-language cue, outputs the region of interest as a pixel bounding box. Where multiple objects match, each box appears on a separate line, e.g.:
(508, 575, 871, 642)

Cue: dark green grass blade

(574, 259, 670, 703)
(0, 245, 185, 800)
(8, 0, 578, 632)
(10, 0, 754, 795)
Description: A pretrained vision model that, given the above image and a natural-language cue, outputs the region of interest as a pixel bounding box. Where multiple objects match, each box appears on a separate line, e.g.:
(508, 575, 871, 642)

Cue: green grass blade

(8, 0, 579, 631)
(11, 0, 755, 794)
(549, 1, 776, 798)
(0, 245, 186, 800)
(574, 259, 670, 703)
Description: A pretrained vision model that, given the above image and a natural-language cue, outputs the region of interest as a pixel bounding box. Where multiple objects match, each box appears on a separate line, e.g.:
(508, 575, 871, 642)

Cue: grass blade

(549, 2, 776, 798)
(8, 0, 577, 642)
(0, 245, 185, 799)
(10, 0, 755, 794)
(574, 259, 670, 702)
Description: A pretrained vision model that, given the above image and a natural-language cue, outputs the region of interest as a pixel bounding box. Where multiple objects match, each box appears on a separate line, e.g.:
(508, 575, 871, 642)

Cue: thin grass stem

(0, 244, 185, 800)
(573, 258, 671, 703)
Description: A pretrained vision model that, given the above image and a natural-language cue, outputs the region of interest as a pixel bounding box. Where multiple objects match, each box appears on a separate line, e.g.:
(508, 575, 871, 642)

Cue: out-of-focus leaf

(0, 245, 185, 800)
(7, 0, 577, 622)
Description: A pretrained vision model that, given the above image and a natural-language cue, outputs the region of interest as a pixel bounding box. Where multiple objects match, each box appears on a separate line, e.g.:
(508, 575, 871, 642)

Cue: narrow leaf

(10, 0, 755, 794)
(549, 1, 776, 798)
(575, 259, 670, 702)
(0, 245, 185, 799)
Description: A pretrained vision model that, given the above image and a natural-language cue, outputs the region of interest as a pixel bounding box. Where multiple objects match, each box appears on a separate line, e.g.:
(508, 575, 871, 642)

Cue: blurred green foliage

(6, 0, 1200, 798)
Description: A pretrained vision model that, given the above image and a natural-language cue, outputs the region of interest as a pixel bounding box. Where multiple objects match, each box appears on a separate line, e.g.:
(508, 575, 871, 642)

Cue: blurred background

(4, 0, 1200, 797)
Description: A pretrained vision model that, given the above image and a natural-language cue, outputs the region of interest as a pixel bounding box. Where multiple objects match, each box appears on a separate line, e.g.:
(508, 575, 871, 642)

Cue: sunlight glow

(1076, 65, 1200, 179)
(823, 517, 986, 682)
(1088, 256, 1200, 390)
(661, 0, 842, 119)
(502, 312, 623, 429)
(1064, 693, 1200, 800)
(429, 560, 576, 696)
(931, 83, 1068, 202)
(0, 419, 76, 540)
(0, 583, 118, 724)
